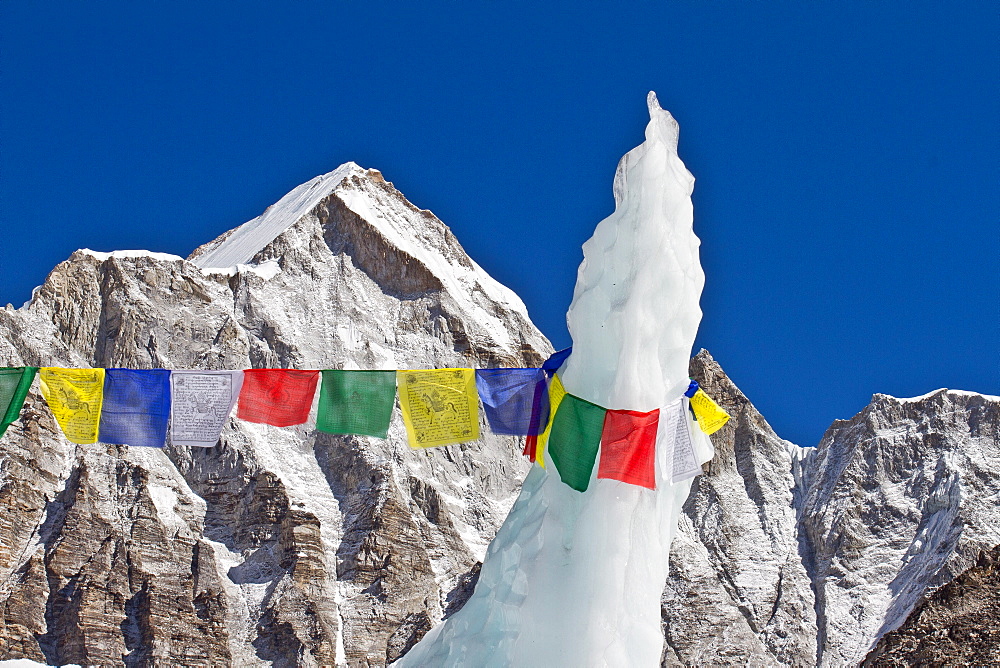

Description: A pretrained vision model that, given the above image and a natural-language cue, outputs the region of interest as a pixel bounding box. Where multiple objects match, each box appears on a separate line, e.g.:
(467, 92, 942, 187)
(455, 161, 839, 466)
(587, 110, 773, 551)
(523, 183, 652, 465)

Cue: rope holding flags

(0, 358, 730, 495)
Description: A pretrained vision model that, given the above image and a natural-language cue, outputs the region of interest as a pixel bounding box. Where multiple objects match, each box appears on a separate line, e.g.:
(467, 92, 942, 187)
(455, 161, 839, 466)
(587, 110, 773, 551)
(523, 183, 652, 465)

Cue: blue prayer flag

(542, 347, 572, 376)
(475, 368, 549, 436)
(99, 369, 171, 448)
(684, 379, 699, 398)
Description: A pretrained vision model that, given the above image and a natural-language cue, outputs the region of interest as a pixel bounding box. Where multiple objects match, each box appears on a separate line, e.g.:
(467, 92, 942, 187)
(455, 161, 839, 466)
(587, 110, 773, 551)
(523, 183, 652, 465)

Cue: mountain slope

(666, 352, 1000, 666)
(863, 543, 1000, 665)
(0, 164, 550, 666)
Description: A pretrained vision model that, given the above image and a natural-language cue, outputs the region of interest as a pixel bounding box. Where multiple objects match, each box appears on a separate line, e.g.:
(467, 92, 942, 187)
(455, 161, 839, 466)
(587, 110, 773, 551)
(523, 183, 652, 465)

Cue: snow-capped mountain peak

(189, 161, 365, 269)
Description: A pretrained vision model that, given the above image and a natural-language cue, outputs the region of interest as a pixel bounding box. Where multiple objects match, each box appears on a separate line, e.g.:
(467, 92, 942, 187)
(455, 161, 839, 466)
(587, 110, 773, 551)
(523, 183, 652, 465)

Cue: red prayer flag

(237, 369, 320, 427)
(598, 408, 660, 490)
(523, 433, 537, 462)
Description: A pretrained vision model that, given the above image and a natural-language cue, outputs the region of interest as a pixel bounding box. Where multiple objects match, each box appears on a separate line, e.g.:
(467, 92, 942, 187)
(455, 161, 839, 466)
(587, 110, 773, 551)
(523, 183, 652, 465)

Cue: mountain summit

(0, 164, 550, 666)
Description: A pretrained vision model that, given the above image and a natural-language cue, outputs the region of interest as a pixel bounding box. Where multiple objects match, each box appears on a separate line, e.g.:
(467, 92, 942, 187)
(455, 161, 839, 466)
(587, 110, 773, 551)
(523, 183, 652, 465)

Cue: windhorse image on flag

(397, 368, 480, 448)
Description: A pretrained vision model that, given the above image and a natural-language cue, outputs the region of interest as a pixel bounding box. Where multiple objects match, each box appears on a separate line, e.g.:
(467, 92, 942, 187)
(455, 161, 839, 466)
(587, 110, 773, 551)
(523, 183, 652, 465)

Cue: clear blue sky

(2, 2, 997, 446)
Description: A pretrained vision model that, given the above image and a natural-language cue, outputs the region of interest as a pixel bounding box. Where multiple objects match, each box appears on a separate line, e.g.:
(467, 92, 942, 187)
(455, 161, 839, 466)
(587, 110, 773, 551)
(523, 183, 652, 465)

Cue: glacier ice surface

(397, 92, 714, 667)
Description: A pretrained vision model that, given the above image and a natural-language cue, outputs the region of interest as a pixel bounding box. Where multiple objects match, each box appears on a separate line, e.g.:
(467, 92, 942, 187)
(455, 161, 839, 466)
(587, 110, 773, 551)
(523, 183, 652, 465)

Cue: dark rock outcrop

(863, 544, 1000, 666)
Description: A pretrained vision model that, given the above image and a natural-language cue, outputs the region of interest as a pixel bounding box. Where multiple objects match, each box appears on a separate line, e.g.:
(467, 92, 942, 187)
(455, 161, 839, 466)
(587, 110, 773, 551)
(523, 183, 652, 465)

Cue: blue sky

(2, 2, 996, 446)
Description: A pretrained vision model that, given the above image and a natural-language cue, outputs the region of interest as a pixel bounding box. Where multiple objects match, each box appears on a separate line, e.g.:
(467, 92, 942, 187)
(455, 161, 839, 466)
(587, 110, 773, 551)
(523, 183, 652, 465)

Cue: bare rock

(863, 544, 1000, 665)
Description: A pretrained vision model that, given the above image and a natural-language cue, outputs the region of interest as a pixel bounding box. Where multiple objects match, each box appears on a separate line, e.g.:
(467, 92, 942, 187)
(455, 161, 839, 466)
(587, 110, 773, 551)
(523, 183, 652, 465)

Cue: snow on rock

(399, 91, 713, 667)
(0, 158, 551, 666)
(79, 249, 185, 263)
(190, 161, 533, 357)
(799, 387, 1000, 666)
(199, 259, 283, 281)
(190, 162, 363, 269)
(893, 388, 1000, 403)
(0, 103, 995, 667)
(664, 351, 1000, 667)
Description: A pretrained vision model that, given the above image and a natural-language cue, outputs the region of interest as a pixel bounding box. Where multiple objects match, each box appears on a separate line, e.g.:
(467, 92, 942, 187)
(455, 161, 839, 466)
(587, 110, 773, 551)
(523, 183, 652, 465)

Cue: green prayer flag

(0, 367, 38, 438)
(317, 370, 396, 438)
(548, 392, 607, 492)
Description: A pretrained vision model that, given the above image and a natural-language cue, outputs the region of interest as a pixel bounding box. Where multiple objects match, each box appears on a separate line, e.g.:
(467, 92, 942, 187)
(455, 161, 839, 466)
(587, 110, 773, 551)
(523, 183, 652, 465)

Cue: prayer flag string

(1, 364, 727, 492)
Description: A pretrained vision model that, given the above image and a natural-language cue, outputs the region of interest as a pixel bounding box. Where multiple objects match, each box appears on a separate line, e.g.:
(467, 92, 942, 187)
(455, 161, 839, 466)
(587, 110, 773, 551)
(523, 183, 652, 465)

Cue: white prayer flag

(655, 397, 702, 484)
(169, 370, 244, 447)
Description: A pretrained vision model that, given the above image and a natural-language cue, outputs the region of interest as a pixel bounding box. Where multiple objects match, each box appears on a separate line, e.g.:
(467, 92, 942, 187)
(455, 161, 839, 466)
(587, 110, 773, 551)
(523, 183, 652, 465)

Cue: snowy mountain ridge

(666, 354, 999, 666)
(0, 163, 550, 666)
(0, 161, 995, 666)
(190, 161, 363, 269)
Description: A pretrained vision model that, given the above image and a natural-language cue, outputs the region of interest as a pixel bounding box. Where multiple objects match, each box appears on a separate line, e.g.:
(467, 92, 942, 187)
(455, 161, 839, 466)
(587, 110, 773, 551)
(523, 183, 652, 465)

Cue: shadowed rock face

(0, 165, 549, 667)
(0, 165, 995, 667)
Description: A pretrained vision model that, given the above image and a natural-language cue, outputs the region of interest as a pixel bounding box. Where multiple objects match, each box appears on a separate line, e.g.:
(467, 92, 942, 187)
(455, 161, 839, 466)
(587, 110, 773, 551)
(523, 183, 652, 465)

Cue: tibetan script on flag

(690, 388, 730, 435)
(40, 368, 105, 444)
(397, 368, 479, 448)
(170, 370, 244, 447)
(656, 398, 701, 483)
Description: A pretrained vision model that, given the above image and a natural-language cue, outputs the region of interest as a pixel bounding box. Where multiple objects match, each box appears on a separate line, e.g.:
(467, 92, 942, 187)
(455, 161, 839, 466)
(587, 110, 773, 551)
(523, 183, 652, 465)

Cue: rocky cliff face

(666, 352, 1000, 667)
(0, 164, 995, 667)
(0, 164, 550, 667)
(862, 543, 1000, 665)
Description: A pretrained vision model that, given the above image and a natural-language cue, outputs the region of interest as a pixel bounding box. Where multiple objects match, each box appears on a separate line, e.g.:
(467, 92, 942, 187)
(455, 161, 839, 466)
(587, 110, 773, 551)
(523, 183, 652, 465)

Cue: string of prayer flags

(475, 368, 549, 436)
(547, 392, 606, 492)
(657, 398, 702, 483)
(238, 369, 319, 427)
(533, 373, 567, 468)
(397, 368, 479, 448)
(99, 369, 171, 448)
(597, 408, 660, 490)
(689, 388, 731, 435)
(0, 367, 38, 437)
(40, 367, 106, 444)
(317, 369, 396, 438)
(170, 370, 244, 447)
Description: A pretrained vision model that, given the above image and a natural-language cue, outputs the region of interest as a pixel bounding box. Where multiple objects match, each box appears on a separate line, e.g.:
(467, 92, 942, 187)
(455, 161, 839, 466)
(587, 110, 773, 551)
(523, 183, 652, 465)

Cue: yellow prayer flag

(534, 373, 567, 468)
(689, 388, 730, 435)
(397, 368, 480, 448)
(40, 367, 106, 444)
